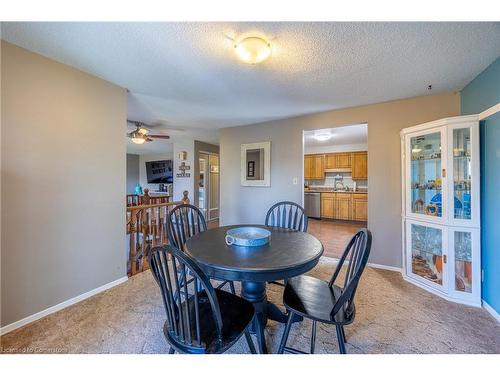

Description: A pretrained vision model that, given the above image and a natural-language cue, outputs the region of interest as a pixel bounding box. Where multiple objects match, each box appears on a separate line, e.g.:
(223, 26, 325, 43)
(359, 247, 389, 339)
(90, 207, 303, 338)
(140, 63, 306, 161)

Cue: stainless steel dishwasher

(304, 192, 321, 219)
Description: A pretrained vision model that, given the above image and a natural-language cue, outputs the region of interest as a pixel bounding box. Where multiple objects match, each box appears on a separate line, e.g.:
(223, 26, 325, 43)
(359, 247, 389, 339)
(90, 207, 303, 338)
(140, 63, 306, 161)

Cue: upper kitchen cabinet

(325, 152, 351, 170)
(304, 154, 324, 179)
(336, 153, 352, 169)
(304, 155, 313, 179)
(351, 151, 368, 179)
(325, 154, 337, 169)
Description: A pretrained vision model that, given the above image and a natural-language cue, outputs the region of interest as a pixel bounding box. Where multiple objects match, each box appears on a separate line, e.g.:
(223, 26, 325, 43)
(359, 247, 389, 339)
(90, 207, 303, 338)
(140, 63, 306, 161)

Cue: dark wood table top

(185, 225, 324, 282)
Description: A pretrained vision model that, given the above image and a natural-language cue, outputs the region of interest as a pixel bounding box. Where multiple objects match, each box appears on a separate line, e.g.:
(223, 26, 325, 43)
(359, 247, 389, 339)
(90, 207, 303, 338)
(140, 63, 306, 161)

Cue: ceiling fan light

(131, 136, 146, 145)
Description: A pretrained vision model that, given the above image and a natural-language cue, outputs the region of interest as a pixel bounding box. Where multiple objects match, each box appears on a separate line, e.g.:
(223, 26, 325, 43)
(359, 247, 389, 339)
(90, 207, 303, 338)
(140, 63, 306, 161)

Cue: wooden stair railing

(126, 190, 190, 276)
(127, 188, 171, 207)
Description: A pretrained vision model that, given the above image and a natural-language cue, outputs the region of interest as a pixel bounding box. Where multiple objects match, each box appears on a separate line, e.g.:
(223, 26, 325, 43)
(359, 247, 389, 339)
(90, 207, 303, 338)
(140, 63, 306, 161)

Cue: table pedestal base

(240, 281, 302, 354)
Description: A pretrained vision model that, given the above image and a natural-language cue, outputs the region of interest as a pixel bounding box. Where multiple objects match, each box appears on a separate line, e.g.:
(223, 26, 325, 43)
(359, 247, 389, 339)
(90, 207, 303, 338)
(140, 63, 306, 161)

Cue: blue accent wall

(461, 57, 500, 315)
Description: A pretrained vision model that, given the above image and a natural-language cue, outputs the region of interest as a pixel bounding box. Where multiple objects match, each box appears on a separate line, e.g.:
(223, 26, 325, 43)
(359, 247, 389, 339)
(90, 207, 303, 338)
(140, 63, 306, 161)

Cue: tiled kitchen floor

(307, 219, 367, 258)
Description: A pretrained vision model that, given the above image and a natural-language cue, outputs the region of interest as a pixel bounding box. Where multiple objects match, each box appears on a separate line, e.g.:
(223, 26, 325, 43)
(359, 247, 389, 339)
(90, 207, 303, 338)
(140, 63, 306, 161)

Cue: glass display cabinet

(401, 115, 480, 306)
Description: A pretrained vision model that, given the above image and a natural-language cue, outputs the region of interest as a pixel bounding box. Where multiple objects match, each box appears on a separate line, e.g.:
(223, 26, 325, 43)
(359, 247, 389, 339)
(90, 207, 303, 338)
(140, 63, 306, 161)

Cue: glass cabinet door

(449, 228, 480, 302)
(452, 128, 471, 220)
(449, 124, 479, 226)
(408, 130, 446, 220)
(406, 220, 447, 291)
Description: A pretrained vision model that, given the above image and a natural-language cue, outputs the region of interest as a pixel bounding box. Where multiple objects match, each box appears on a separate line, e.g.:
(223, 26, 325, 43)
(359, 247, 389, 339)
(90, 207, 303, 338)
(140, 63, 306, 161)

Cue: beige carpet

(2, 257, 500, 354)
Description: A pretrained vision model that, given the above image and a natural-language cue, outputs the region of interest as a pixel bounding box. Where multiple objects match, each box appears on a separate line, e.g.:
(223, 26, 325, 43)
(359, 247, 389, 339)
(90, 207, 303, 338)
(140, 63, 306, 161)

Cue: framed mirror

(241, 141, 271, 187)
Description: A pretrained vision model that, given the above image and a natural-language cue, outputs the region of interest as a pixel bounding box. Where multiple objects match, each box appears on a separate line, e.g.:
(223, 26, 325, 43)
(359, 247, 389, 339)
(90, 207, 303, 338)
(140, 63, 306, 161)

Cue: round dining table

(184, 224, 324, 354)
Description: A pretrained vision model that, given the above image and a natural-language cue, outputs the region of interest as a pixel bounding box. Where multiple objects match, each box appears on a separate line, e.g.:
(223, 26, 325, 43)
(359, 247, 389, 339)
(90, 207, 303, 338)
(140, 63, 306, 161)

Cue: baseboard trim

(322, 255, 402, 274)
(367, 262, 402, 273)
(0, 276, 128, 336)
(483, 300, 500, 324)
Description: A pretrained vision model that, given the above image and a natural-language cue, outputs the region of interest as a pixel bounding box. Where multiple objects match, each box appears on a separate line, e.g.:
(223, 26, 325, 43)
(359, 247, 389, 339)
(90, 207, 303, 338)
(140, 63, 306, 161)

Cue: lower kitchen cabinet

(320, 192, 367, 221)
(352, 194, 368, 221)
(320, 196, 334, 218)
(335, 193, 352, 220)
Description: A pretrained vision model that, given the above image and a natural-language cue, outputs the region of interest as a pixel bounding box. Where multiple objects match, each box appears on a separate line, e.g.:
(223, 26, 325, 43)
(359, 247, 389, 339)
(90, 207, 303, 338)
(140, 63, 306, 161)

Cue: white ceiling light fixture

(234, 36, 271, 64)
(314, 131, 332, 142)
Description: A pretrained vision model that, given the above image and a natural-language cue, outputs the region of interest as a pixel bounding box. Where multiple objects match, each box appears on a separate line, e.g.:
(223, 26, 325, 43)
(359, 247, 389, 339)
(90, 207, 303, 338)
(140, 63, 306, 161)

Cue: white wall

(126, 154, 140, 194)
(173, 138, 195, 202)
(139, 152, 174, 192)
(1, 41, 127, 327)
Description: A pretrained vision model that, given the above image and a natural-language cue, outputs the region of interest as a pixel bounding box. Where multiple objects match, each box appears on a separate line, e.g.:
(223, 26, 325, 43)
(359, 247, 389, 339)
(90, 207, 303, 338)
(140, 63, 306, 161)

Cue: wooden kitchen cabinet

(325, 154, 337, 169)
(312, 155, 324, 179)
(325, 153, 351, 169)
(320, 192, 366, 221)
(351, 151, 368, 179)
(352, 194, 368, 221)
(304, 155, 313, 179)
(304, 154, 324, 179)
(334, 193, 352, 220)
(320, 195, 334, 218)
(336, 153, 351, 169)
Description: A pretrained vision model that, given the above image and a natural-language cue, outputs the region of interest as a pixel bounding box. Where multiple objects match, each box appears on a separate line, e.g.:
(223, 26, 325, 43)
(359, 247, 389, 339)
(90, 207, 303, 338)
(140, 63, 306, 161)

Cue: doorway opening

(198, 152, 220, 227)
(302, 123, 368, 258)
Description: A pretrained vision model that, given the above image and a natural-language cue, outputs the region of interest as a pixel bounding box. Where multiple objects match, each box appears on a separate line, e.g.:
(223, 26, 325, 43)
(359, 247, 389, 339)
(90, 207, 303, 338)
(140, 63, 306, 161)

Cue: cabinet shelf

(412, 248, 442, 256)
(411, 187, 441, 191)
(411, 158, 441, 162)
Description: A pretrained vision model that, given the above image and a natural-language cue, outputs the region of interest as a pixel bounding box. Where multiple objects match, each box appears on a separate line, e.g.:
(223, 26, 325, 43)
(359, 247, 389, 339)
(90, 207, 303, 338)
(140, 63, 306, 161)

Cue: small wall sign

(176, 161, 191, 178)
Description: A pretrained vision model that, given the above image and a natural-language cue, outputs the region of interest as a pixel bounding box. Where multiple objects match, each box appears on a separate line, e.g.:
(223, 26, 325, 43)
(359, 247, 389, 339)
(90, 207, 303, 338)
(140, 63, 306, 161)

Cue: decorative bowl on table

(225, 227, 271, 247)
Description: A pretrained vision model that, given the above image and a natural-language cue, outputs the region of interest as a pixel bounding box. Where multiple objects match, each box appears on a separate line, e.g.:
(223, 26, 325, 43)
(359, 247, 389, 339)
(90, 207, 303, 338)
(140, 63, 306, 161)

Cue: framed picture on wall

(247, 161, 255, 177)
(241, 141, 271, 187)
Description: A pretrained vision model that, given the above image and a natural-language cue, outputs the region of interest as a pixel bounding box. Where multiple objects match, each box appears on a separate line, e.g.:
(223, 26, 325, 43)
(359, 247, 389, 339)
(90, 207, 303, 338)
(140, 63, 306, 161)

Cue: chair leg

(244, 329, 257, 354)
(278, 311, 295, 354)
(229, 281, 236, 294)
(336, 326, 346, 354)
(310, 320, 317, 354)
(168, 347, 175, 354)
(341, 326, 347, 343)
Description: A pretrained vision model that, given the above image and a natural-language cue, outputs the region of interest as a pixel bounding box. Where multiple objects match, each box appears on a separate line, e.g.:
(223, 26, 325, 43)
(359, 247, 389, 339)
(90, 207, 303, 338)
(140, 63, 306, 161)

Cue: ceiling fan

(127, 120, 170, 144)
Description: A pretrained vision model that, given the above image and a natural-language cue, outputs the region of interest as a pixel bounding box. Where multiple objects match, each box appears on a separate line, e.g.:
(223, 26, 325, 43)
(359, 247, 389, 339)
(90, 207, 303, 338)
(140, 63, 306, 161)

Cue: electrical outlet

(293, 177, 298, 185)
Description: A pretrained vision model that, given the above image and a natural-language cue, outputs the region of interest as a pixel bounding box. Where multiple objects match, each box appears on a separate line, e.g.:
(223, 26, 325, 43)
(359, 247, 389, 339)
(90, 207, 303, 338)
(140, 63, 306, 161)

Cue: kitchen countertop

(304, 189, 367, 194)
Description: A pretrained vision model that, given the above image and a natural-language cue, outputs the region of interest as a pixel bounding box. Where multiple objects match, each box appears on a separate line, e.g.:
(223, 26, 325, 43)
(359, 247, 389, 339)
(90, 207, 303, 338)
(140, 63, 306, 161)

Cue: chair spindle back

(329, 229, 372, 319)
(148, 245, 223, 352)
(167, 204, 208, 251)
(265, 201, 308, 232)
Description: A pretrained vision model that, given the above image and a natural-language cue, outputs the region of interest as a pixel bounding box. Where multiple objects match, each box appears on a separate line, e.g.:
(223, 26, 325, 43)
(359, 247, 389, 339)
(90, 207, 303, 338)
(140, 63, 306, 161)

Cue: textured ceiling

(304, 124, 367, 148)
(2, 22, 500, 147)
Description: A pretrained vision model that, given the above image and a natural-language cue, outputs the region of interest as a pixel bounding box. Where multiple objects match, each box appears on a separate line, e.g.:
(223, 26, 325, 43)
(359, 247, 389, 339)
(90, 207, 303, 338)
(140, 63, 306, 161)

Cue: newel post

(142, 188, 151, 205)
(182, 190, 190, 205)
